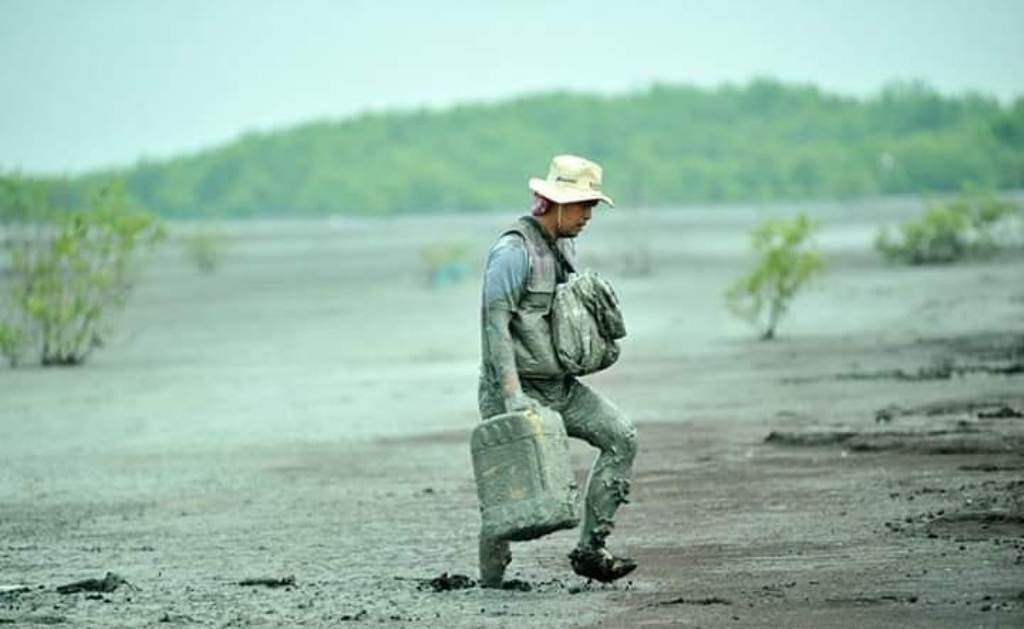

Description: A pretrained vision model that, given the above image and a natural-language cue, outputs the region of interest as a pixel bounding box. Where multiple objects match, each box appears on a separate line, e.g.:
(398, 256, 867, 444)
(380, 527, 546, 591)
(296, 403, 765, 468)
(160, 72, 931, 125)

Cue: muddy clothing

(481, 376, 637, 549)
(479, 217, 576, 394)
(478, 216, 637, 551)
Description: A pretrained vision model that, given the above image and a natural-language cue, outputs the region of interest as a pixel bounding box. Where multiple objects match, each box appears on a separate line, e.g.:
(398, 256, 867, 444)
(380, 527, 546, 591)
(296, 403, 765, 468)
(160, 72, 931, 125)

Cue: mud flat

(1, 199, 1023, 627)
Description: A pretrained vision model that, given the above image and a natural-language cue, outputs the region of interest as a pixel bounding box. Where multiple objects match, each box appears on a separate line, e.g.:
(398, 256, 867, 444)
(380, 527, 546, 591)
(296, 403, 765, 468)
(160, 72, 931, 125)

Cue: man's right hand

(504, 390, 539, 413)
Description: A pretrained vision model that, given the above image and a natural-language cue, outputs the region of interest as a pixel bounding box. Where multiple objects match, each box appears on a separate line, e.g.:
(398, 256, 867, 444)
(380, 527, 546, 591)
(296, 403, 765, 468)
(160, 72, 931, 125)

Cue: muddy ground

(1, 198, 1023, 627)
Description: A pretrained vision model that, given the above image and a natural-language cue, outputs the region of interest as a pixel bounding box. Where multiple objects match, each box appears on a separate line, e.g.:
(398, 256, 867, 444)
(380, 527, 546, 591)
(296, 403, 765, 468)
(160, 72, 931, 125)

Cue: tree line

(3, 79, 1023, 220)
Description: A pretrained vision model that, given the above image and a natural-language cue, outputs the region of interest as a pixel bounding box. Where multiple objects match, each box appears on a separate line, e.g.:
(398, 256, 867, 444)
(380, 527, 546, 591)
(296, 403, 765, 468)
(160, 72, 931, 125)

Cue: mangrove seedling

(4, 182, 165, 366)
(875, 190, 1020, 265)
(725, 213, 825, 340)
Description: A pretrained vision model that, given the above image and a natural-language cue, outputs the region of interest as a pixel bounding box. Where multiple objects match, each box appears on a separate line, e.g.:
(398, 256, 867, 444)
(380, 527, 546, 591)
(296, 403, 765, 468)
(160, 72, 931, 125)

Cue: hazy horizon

(2, 0, 1022, 176)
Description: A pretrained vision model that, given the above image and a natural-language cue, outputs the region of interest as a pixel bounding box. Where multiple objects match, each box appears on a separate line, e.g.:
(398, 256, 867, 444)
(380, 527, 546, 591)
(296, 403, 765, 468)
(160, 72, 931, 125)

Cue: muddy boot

(568, 546, 637, 583)
(479, 536, 511, 588)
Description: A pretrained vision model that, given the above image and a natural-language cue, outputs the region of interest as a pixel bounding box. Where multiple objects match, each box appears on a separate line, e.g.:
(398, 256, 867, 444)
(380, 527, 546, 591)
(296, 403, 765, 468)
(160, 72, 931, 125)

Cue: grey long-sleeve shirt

(482, 234, 529, 310)
(479, 233, 530, 399)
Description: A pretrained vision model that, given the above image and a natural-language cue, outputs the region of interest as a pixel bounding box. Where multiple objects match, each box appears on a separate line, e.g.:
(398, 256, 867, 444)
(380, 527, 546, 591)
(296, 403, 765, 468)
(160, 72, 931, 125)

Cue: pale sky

(2, 0, 1022, 175)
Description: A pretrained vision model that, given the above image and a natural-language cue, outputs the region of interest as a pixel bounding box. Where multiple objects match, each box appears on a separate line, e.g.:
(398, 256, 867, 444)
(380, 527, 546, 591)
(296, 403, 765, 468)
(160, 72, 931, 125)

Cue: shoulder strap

(521, 217, 577, 277)
(552, 239, 577, 276)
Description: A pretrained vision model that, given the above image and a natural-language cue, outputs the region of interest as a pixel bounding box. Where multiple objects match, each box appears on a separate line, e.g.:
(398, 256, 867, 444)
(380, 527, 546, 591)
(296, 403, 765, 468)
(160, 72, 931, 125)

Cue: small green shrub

(875, 191, 1020, 264)
(4, 182, 165, 366)
(725, 214, 825, 340)
(180, 228, 228, 273)
(0, 320, 27, 367)
(421, 242, 470, 288)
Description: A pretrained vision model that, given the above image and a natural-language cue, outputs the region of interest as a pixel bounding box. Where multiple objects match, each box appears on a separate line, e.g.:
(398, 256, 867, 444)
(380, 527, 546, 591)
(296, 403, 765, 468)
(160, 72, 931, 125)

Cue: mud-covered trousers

(478, 375, 638, 576)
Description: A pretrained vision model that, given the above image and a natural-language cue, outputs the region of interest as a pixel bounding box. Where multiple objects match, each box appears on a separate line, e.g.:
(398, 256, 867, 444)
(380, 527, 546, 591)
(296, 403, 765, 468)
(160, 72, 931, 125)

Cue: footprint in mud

(413, 573, 530, 592)
(407, 573, 577, 594)
(417, 573, 475, 592)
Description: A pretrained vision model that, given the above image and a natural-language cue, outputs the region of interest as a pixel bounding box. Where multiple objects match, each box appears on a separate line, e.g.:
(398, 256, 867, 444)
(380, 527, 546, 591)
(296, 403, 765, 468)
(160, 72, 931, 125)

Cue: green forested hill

(7, 80, 1024, 218)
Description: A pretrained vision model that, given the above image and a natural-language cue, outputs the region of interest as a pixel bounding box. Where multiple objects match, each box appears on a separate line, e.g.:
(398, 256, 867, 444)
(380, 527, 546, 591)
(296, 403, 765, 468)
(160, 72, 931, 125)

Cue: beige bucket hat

(529, 154, 615, 207)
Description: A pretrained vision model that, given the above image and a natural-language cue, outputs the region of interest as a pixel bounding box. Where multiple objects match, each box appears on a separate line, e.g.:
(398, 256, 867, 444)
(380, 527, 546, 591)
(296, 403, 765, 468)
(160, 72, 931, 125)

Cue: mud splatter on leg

(559, 381, 638, 550)
(478, 535, 511, 588)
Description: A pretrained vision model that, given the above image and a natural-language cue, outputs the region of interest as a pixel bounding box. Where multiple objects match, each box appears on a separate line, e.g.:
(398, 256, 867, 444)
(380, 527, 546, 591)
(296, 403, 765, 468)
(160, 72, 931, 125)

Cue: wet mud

(1, 417, 1021, 629)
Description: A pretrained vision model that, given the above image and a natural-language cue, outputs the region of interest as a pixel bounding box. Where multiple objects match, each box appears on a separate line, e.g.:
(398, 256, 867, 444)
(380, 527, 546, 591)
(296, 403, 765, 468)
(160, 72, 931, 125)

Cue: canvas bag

(550, 268, 626, 376)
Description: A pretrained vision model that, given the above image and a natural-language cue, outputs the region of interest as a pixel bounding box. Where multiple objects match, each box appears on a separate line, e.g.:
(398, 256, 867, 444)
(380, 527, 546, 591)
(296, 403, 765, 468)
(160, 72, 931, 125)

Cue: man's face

(558, 201, 597, 238)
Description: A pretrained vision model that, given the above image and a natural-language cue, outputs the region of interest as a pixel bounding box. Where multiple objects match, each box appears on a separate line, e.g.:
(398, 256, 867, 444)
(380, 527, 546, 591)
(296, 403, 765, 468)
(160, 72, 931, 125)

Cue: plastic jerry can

(471, 405, 580, 541)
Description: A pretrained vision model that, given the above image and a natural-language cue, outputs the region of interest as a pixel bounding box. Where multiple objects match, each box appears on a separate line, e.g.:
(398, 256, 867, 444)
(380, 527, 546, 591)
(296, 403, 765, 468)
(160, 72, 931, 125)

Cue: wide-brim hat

(528, 154, 615, 207)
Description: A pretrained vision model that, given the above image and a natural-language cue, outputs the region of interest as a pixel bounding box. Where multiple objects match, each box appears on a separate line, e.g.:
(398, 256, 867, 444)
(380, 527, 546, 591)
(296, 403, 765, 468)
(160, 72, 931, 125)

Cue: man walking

(477, 154, 638, 586)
